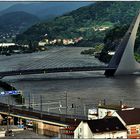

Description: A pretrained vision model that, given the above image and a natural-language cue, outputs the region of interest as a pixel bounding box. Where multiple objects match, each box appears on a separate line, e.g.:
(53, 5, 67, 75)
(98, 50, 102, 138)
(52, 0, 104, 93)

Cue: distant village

(0, 25, 112, 56)
(0, 36, 84, 56)
(38, 26, 109, 47)
(0, 43, 30, 56)
(38, 36, 84, 46)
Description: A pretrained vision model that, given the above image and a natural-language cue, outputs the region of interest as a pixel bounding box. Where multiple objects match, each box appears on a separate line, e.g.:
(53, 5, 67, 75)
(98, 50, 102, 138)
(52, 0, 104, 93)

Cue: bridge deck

(0, 66, 116, 77)
(0, 48, 110, 77)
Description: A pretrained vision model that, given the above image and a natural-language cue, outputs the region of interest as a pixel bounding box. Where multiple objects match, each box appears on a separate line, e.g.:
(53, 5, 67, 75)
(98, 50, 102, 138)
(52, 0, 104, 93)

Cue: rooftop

(98, 103, 132, 110)
(98, 104, 122, 110)
(83, 117, 127, 133)
(117, 108, 140, 125)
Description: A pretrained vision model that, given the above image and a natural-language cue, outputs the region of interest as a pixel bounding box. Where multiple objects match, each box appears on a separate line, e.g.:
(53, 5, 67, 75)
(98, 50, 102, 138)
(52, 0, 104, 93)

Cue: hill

(99, 23, 140, 63)
(0, 2, 93, 20)
(16, 1, 140, 46)
(0, 11, 39, 42)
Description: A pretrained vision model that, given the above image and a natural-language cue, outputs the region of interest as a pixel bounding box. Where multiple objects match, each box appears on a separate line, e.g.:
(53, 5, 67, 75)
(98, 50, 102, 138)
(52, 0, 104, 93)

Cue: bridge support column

(105, 11, 140, 76)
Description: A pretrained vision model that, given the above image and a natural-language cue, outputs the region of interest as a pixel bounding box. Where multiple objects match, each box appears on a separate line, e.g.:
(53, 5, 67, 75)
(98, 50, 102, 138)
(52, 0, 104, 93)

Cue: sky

(0, 2, 31, 11)
(0, 1, 94, 12)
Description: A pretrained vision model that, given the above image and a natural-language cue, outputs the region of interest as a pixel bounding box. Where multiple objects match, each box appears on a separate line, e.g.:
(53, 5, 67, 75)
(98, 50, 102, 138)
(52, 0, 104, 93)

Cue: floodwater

(0, 47, 140, 115)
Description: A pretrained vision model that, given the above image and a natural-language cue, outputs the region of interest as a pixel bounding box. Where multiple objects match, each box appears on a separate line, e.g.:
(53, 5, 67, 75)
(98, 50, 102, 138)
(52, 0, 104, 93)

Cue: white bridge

(105, 11, 140, 76)
(0, 11, 140, 77)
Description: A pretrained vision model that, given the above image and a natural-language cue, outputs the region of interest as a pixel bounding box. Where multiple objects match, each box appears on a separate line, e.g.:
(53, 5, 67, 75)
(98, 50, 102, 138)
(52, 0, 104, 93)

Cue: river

(0, 47, 140, 115)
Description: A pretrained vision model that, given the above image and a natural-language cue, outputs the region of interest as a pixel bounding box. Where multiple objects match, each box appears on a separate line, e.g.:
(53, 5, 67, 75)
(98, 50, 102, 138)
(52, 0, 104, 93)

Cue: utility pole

(28, 93, 31, 109)
(7, 95, 10, 132)
(65, 91, 68, 116)
(40, 95, 43, 119)
(6, 95, 10, 136)
(83, 104, 86, 116)
(72, 103, 76, 116)
(32, 94, 34, 109)
(77, 97, 86, 116)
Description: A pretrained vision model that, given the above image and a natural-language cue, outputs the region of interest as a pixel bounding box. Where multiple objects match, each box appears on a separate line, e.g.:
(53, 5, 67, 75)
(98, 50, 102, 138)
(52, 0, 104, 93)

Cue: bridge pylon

(105, 11, 140, 76)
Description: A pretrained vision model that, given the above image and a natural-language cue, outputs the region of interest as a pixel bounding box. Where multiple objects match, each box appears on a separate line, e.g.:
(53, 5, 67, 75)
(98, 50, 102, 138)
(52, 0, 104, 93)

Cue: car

(5, 130, 14, 136)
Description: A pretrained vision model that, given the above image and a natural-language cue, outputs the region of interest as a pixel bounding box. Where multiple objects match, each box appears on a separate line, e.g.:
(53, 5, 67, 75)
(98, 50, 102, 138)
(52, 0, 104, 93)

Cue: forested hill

(16, 2, 140, 45)
(0, 11, 39, 37)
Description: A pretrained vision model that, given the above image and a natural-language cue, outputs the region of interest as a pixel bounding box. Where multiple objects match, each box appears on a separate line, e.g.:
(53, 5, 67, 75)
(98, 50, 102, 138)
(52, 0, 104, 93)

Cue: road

(4, 130, 49, 139)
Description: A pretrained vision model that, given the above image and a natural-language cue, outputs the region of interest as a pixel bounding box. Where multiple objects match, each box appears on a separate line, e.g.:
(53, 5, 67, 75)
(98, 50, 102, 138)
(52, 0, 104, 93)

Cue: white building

(38, 41, 46, 46)
(98, 104, 122, 119)
(98, 103, 132, 119)
(0, 43, 15, 47)
(88, 108, 98, 120)
(108, 51, 115, 56)
(112, 108, 140, 139)
(74, 117, 127, 139)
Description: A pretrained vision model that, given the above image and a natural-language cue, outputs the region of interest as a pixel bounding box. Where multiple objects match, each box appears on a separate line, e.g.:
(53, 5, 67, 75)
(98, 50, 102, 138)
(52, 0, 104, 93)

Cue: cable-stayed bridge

(1, 10, 140, 78)
(0, 48, 108, 78)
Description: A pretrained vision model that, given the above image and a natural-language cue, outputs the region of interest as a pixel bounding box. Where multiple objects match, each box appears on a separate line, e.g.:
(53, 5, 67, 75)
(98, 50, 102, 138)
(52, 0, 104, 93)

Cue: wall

(127, 124, 140, 139)
(74, 121, 93, 139)
(74, 121, 127, 139)
(98, 108, 117, 119)
(112, 112, 140, 138)
(92, 131, 127, 139)
(33, 121, 61, 137)
(43, 123, 60, 137)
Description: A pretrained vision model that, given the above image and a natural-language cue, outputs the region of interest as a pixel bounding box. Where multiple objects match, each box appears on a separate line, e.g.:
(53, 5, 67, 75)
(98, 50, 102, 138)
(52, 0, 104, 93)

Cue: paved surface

(0, 125, 19, 131)
(4, 130, 50, 139)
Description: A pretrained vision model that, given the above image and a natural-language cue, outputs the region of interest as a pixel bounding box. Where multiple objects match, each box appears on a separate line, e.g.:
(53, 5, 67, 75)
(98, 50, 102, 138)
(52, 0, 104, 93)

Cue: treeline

(16, 2, 140, 46)
(98, 24, 140, 63)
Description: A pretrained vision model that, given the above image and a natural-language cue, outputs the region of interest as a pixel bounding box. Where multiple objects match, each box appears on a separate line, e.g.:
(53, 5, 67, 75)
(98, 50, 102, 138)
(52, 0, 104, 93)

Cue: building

(98, 26, 109, 31)
(98, 101, 132, 119)
(98, 104, 122, 119)
(112, 108, 140, 139)
(74, 117, 127, 139)
(0, 43, 16, 47)
(108, 51, 115, 56)
(38, 41, 46, 46)
(88, 108, 98, 120)
(63, 39, 74, 45)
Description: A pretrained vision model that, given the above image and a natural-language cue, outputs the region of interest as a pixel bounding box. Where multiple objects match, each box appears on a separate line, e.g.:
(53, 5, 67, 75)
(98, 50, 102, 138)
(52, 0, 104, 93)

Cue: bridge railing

(0, 65, 116, 77)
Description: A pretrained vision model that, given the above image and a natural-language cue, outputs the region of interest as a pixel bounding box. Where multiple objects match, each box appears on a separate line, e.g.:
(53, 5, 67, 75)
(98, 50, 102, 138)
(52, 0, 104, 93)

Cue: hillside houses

(38, 37, 83, 46)
(93, 26, 110, 31)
